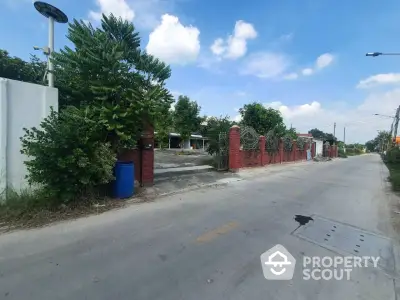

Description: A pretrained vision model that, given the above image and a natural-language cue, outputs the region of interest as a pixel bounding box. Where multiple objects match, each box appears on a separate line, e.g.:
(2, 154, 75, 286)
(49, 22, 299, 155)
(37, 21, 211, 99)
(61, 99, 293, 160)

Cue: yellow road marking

(196, 221, 238, 243)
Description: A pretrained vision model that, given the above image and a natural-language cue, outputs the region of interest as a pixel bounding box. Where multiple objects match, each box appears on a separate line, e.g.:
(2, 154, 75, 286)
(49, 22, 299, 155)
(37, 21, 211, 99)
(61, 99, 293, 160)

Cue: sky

(2, 0, 400, 143)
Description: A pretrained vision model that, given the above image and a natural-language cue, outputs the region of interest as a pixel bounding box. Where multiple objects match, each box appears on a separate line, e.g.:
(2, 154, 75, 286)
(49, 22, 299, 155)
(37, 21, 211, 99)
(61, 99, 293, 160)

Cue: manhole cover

(292, 215, 395, 274)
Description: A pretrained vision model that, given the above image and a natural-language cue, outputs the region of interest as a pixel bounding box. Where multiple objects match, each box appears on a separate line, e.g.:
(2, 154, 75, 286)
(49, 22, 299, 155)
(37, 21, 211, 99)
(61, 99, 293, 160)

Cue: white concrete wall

(315, 140, 323, 156)
(0, 78, 58, 193)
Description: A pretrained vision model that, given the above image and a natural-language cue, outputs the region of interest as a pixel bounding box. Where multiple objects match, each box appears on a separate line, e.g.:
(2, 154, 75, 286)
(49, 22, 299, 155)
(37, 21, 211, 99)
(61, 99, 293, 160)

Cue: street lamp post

(366, 52, 400, 57)
(33, 1, 68, 87)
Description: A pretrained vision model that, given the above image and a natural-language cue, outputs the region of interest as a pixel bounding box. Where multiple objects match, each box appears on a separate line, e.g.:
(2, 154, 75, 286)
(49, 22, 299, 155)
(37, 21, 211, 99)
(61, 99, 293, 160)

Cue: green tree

(285, 127, 298, 139)
(308, 128, 337, 144)
(20, 106, 116, 203)
(373, 130, 392, 152)
(173, 95, 201, 142)
(365, 140, 377, 152)
(239, 102, 286, 135)
(155, 107, 174, 149)
(52, 14, 174, 150)
(0, 49, 46, 84)
(308, 128, 326, 140)
(200, 116, 233, 155)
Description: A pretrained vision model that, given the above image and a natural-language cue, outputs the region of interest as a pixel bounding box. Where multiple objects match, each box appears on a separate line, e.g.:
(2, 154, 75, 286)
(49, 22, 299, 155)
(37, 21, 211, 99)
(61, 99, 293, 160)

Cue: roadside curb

(140, 177, 243, 200)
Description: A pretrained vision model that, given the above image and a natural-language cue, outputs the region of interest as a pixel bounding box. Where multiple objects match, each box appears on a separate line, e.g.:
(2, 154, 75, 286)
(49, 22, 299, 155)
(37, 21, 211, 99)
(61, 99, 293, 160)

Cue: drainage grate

(292, 216, 395, 274)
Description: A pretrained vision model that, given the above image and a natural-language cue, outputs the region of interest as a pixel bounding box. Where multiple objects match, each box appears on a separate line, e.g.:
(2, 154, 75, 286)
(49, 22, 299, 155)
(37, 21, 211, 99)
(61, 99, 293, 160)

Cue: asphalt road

(0, 154, 398, 299)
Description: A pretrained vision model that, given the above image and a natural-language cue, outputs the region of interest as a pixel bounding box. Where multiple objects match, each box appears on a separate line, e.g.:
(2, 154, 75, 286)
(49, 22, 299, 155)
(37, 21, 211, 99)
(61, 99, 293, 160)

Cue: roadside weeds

(0, 187, 152, 233)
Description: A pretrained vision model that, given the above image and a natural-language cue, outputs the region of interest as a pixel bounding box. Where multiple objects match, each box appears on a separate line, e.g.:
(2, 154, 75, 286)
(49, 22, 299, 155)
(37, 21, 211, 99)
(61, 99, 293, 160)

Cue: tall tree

(173, 95, 201, 142)
(155, 107, 174, 149)
(285, 127, 298, 139)
(52, 14, 174, 150)
(239, 102, 286, 135)
(365, 140, 377, 152)
(308, 128, 326, 140)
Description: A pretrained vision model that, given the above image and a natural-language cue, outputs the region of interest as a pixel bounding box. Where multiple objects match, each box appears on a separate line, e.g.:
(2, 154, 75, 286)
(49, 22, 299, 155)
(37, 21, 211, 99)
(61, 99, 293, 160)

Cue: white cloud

(88, 0, 177, 29)
(146, 14, 200, 65)
(241, 52, 333, 80)
(302, 68, 313, 76)
(283, 73, 298, 80)
(265, 101, 321, 119)
(231, 114, 242, 122)
(277, 33, 293, 43)
(210, 38, 225, 56)
(89, 0, 135, 22)
(263, 88, 400, 143)
(210, 20, 257, 60)
(357, 73, 400, 89)
(297, 53, 335, 78)
(241, 52, 290, 79)
(316, 53, 334, 69)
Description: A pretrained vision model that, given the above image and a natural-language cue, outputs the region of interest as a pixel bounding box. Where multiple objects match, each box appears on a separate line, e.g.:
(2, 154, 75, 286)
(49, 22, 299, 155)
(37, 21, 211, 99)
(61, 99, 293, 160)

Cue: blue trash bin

(114, 161, 134, 198)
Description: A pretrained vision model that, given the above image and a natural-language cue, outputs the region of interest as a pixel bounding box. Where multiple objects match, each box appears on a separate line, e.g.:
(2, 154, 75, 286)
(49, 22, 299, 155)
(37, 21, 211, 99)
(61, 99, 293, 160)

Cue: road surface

(0, 154, 398, 299)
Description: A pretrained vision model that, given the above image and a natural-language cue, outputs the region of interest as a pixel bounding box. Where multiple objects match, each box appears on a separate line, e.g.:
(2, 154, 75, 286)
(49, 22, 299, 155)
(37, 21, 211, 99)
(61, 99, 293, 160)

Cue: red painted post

(140, 124, 155, 186)
(259, 136, 265, 166)
(293, 141, 297, 161)
(229, 125, 241, 171)
(279, 138, 283, 163)
(311, 142, 316, 158)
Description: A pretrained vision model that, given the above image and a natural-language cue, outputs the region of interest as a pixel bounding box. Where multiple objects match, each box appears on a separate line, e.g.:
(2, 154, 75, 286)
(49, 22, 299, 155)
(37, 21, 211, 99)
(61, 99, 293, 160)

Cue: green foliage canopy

(20, 107, 116, 203)
(239, 102, 286, 136)
(53, 14, 174, 150)
(173, 95, 202, 141)
(0, 49, 46, 84)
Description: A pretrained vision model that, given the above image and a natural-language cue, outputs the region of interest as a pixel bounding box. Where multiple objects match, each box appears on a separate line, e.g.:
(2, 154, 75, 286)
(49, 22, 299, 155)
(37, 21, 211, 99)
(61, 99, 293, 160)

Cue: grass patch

(0, 188, 129, 232)
(385, 163, 400, 191)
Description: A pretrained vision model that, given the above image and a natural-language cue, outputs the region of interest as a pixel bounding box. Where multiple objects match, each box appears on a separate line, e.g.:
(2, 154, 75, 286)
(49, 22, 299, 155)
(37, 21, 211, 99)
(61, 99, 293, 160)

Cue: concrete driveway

(0, 154, 399, 299)
(154, 149, 213, 169)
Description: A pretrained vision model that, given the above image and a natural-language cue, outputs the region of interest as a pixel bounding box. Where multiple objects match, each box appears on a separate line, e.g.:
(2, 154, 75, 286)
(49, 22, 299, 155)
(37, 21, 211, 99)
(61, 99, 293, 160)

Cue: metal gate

(216, 132, 229, 171)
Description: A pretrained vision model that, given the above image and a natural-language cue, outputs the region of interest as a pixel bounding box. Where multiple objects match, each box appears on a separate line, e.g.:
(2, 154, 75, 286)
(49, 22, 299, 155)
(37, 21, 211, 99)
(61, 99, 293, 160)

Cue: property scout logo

(260, 244, 380, 281)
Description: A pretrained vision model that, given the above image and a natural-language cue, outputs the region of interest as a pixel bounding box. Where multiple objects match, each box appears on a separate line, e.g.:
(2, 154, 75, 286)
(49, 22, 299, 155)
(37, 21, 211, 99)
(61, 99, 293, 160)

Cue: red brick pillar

(311, 142, 316, 158)
(279, 138, 283, 163)
(140, 125, 155, 186)
(229, 125, 241, 171)
(293, 141, 297, 161)
(259, 136, 265, 166)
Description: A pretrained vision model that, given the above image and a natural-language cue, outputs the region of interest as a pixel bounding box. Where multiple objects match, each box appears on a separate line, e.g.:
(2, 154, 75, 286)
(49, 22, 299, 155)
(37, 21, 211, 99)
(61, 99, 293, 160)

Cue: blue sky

(2, 0, 400, 142)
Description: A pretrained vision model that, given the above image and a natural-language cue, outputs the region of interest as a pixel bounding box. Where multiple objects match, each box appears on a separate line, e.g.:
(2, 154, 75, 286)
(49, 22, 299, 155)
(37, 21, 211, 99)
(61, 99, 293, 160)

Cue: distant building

(297, 133, 323, 157)
(155, 132, 209, 150)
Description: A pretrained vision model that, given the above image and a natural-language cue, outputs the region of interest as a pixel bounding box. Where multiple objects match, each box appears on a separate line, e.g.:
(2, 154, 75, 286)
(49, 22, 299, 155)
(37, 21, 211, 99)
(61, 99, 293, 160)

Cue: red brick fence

(228, 125, 338, 171)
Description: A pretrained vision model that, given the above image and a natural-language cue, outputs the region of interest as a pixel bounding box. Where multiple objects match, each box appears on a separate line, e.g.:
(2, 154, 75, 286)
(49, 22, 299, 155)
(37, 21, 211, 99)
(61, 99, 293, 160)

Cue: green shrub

(20, 106, 116, 203)
(338, 149, 347, 158)
(386, 148, 400, 163)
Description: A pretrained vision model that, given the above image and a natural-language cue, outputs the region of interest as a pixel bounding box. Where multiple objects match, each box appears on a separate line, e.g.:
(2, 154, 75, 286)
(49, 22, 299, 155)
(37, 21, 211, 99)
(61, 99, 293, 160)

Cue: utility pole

(343, 126, 346, 153)
(333, 122, 336, 141)
(393, 106, 400, 141)
(343, 127, 346, 143)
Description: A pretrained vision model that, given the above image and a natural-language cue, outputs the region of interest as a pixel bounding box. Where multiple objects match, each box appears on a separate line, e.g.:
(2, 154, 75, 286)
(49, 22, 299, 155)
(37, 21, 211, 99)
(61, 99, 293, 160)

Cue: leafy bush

(201, 116, 233, 155)
(282, 135, 293, 152)
(20, 106, 116, 203)
(386, 148, 400, 163)
(338, 149, 347, 158)
(385, 161, 400, 191)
